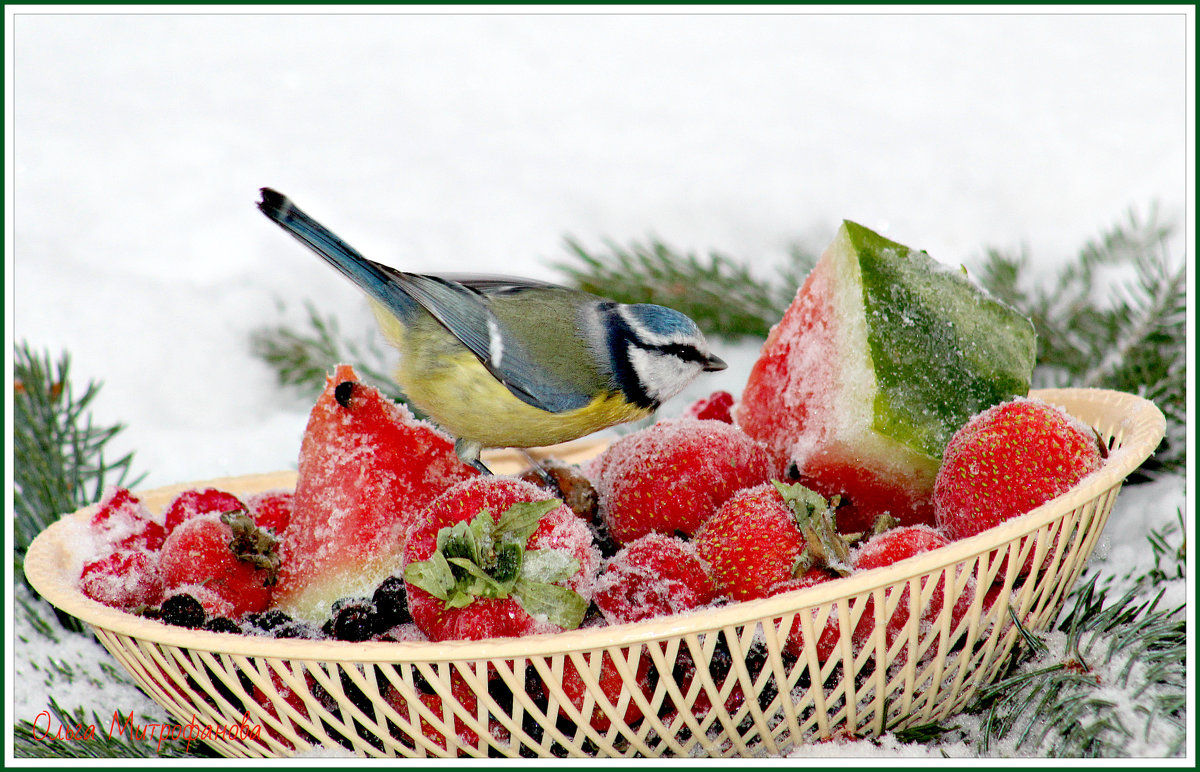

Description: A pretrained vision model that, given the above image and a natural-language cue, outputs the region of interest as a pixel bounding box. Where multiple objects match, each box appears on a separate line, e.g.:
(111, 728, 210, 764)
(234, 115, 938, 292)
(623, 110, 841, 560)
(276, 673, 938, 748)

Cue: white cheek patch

(628, 347, 703, 404)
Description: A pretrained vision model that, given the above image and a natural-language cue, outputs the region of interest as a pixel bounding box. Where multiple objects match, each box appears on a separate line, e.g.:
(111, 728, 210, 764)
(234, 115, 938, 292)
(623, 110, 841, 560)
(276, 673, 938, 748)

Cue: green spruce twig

(249, 299, 407, 404)
(965, 576, 1186, 757)
(554, 236, 817, 339)
(14, 342, 145, 633)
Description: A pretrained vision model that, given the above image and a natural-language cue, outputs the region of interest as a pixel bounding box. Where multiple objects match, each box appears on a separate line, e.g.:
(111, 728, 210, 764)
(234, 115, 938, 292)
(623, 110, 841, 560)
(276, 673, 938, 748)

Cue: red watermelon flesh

(736, 221, 1035, 534)
(274, 364, 478, 621)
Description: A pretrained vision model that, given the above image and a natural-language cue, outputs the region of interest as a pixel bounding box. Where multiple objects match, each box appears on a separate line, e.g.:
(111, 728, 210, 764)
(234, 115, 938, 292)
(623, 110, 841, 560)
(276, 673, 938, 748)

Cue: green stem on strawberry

(773, 481, 856, 578)
(404, 499, 589, 630)
(220, 509, 281, 586)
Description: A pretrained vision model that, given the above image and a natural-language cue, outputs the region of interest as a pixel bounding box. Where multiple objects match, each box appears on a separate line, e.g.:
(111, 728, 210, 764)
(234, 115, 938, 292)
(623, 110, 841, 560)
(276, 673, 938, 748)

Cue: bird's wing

(395, 273, 594, 414)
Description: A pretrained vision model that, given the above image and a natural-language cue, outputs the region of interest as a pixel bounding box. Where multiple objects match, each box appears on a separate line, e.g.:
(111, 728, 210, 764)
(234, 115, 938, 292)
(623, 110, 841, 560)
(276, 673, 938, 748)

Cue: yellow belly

(372, 303, 650, 448)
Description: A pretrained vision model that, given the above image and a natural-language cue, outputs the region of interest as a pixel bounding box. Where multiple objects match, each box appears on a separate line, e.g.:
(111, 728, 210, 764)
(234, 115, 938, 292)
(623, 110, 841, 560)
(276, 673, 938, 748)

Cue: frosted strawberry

(558, 645, 652, 731)
(934, 397, 1104, 541)
(593, 533, 717, 624)
(162, 488, 247, 534)
(79, 549, 164, 609)
(767, 568, 866, 662)
(246, 490, 293, 535)
(274, 364, 477, 621)
(694, 482, 851, 602)
(684, 390, 735, 423)
(383, 670, 482, 752)
(159, 510, 281, 618)
(591, 418, 772, 546)
(851, 524, 971, 652)
(89, 487, 166, 552)
(403, 477, 599, 641)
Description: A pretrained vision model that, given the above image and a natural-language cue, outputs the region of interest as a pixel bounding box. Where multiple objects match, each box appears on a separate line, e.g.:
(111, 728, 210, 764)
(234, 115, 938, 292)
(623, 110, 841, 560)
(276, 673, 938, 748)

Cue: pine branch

(965, 577, 1186, 757)
(14, 342, 145, 633)
(554, 236, 817, 339)
(249, 299, 408, 404)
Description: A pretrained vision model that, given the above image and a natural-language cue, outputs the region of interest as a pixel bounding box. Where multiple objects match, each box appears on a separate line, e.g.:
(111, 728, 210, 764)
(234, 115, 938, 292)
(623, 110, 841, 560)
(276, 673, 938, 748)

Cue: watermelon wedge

(274, 364, 478, 621)
(736, 221, 1035, 533)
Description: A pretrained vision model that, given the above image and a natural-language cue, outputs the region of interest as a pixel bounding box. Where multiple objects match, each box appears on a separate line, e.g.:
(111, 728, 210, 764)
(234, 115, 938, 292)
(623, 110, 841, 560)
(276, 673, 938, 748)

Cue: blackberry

(371, 576, 411, 627)
(244, 608, 292, 633)
(272, 620, 322, 639)
(331, 599, 378, 642)
(203, 616, 243, 634)
(159, 594, 206, 629)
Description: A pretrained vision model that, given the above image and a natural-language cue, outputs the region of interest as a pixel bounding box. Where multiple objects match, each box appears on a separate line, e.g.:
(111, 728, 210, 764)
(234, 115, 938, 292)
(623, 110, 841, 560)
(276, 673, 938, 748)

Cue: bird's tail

(257, 188, 417, 319)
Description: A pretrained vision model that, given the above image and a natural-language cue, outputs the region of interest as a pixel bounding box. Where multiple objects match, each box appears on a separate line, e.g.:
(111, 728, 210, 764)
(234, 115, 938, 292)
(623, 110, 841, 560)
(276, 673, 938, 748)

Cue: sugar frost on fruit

(736, 221, 1037, 533)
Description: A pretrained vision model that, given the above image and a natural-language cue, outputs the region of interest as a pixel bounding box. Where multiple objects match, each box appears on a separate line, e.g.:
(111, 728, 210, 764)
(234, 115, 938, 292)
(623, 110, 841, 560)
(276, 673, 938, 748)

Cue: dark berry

(371, 576, 411, 627)
(245, 608, 292, 632)
(332, 599, 378, 642)
(203, 616, 243, 634)
(334, 380, 357, 409)
(160, 594, 206, 629)
(272, 620, 322, 639)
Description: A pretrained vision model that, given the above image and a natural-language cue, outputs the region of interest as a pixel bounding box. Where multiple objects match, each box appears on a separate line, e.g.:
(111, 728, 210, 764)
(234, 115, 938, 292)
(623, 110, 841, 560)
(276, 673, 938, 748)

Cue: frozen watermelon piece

(736, 221, 1035, 532)
(274, 364, 478, 621)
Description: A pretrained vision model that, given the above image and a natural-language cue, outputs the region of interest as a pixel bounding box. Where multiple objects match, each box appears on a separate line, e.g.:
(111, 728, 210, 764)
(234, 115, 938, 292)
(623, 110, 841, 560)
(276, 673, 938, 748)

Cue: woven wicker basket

(24, 388, 1164, 758)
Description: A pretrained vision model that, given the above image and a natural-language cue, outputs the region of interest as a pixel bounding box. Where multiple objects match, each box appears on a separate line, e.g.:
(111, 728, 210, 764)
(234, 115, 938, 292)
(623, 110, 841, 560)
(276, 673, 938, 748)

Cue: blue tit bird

(257, 188, 727, 474)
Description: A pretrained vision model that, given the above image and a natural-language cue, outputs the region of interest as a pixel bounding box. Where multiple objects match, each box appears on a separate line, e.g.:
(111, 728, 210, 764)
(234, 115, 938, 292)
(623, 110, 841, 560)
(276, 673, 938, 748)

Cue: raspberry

(684, 390, 735, 423)
(79, 549, 164, 609)
(88, 487, 166, 552)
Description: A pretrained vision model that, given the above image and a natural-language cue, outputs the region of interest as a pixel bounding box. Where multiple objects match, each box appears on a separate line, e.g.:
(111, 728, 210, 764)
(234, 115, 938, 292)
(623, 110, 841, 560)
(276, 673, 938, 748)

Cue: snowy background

(7, 8, 1191, 759)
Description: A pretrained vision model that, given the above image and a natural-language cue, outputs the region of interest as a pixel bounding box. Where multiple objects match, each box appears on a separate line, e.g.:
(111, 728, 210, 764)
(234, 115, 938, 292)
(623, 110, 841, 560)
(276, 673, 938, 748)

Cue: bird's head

(604, 303, 726, 409)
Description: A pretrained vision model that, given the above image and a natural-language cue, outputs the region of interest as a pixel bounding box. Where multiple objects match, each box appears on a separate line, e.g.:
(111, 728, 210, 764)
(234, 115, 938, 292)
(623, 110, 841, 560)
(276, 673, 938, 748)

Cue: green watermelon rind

(841, 221, 1037, 459)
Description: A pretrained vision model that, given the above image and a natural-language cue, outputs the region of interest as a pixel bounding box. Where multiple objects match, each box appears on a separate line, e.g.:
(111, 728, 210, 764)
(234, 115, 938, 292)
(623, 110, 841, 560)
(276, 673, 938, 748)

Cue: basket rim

(24, 387, 1165, 662)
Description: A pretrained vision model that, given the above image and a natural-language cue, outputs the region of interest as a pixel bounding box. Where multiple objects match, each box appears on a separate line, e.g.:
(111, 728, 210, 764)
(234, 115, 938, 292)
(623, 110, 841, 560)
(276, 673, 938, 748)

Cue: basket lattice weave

(25, 388, 1164, 758)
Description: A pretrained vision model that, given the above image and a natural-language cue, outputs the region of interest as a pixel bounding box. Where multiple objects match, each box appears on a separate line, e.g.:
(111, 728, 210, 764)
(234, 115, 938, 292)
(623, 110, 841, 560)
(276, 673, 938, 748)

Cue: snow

(6, 6, 1192, 761)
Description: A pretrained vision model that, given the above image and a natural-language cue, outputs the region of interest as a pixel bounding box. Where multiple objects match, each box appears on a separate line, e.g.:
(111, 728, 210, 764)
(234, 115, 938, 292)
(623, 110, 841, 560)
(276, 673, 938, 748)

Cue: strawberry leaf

(494, 499, 561, 544)
(512, 578, 588, 630)
(521, 549, 581, 586)
(404, 550, 457, 602)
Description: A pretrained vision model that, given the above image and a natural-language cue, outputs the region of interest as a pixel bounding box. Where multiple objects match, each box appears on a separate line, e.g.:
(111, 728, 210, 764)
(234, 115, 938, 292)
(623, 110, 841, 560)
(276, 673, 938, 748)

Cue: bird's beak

(703, 354, 728, 372)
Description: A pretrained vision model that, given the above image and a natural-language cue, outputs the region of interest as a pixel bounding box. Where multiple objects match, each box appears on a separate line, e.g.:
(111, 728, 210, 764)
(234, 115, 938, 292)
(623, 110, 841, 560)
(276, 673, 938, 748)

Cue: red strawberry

(249, 667, 317, 749)
(403, 477, 599, 641)
(383, 670, 482, 753)
(694, 482, 852, 602)
(159, 510, 281, 618)
(558, 646, 651, 732)
(89, 487, 166, 552)
(934, 398, 1104, 542)
(593, 533, 717, 624)
(246, 490, 293, 535)
(767, 569, 848, 661)
(851, 525, 971, 654)
(275, 364, 478, 621)
(79, 549, 164, 609)
(684, 390, 735, 423)
(162, 488, 247, 534)
(591, 418, 772, 546)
